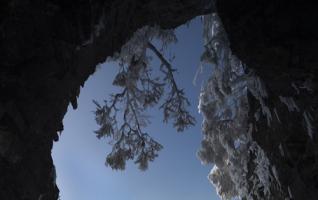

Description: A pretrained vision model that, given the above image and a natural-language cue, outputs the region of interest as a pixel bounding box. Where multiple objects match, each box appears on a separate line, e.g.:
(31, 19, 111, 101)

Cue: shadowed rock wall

(217, 1, 318, 199)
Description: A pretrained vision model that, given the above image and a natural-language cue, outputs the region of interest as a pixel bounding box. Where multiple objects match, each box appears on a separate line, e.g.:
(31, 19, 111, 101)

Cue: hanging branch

(94, 27, 195, 171)
(147, 42, 196, 131)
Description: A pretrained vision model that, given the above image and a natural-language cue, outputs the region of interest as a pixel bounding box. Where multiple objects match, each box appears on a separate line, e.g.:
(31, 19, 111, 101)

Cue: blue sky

(52, 17, 219, 200)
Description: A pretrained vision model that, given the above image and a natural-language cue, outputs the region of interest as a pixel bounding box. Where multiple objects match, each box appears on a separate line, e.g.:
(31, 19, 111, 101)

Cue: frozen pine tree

(94, 25, 195, 170)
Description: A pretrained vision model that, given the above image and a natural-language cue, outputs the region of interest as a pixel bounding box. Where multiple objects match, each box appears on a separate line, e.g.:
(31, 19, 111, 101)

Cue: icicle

(274, 108, 281, 123)
(303, 111, 314, 139)
(198, 13, 276, 200)
(271, 166, 281, 187)
(192, 62, 204, 86)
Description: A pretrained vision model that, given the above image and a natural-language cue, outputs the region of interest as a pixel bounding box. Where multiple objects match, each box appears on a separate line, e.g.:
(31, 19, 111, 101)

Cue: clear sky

(52, 17, 219, 200)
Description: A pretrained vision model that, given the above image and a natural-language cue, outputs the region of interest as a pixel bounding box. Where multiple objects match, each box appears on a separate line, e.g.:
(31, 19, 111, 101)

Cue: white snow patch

(234, 139, 241, 149)
(249, 142, 273, 197)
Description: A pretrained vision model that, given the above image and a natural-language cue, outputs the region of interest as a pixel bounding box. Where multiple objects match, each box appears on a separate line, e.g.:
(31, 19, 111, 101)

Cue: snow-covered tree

(94, 25, 195, 170)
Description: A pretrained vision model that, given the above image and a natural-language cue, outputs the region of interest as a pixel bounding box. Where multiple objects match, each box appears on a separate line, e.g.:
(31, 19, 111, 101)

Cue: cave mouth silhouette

(52, 17, 220, 200)
(1, 1, 317, 200)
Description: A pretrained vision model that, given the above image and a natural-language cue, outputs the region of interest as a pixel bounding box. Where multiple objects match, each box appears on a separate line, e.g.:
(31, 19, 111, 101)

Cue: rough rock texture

(0, 1, 212, 199)
(216, 0, 318, 199)
(198, 13, 288, 199)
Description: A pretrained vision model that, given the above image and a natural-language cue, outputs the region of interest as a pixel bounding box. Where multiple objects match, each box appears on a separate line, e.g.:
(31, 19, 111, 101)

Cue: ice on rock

(198, 13, 279, 200)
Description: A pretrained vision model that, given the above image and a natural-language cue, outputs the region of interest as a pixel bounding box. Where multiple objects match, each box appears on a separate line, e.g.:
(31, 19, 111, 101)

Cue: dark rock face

(217, 1, 318, 199)
(0, 1, 212, 199)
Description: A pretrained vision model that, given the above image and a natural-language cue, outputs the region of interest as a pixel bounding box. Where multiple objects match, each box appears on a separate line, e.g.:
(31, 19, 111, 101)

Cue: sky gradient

(52, 17, 219, 200)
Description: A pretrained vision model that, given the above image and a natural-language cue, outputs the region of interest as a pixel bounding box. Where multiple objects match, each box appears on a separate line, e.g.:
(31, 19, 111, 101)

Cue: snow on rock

(271, 166, 281, 187)
(198, 13, 282, 200)
(273, 108, 281, 123)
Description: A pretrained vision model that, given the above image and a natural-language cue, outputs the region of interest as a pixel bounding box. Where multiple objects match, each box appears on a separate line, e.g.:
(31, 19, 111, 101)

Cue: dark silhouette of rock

(0, 1, 212, 199)
(217, 0, 318, 199)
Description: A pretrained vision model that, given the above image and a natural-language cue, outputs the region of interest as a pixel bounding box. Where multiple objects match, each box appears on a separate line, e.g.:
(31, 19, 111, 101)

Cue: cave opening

(52, 17, 218, 200)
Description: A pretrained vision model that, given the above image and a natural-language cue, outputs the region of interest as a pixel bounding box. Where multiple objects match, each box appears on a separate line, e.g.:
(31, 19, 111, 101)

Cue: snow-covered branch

(94, 25, 195, 170)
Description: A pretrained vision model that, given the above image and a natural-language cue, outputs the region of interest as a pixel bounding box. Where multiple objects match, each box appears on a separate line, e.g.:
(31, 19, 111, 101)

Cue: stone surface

(217, 0, 318, 199)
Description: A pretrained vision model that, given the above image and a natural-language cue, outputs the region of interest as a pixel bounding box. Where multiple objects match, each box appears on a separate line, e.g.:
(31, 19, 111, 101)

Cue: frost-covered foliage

(94, 25, 195, 170)
(197, 13, 282, 199)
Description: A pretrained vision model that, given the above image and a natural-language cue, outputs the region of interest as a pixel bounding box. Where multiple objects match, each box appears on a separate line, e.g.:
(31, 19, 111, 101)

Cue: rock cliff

(217, 1, 318, 199)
